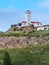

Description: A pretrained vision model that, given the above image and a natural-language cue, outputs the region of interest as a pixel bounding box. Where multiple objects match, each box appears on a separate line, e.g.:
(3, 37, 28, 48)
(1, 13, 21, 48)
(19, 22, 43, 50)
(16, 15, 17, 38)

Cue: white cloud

(31, 10, 49, 25)
(0, 7, 49, 32)
(0, 8, 24, 21)
(38, 0, 49, 8)
(0, 8, 24, 32)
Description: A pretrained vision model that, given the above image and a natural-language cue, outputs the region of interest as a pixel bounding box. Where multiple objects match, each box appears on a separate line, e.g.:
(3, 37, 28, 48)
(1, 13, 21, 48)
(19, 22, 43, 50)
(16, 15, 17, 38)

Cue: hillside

(0, 35, 49, 49)
(0, 30, 49, 65)
(0, 30, 49, 49)
(0, 44, 49, 65)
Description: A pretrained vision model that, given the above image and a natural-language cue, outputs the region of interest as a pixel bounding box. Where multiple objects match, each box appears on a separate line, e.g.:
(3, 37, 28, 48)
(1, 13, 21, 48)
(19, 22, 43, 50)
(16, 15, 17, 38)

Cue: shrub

(3, 51, 12, 65)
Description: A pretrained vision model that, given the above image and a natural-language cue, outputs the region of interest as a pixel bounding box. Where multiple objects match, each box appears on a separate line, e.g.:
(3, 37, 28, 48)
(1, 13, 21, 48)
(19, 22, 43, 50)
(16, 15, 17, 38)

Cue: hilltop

(0, 30, 49, 49)
(0, 10, 49, 49)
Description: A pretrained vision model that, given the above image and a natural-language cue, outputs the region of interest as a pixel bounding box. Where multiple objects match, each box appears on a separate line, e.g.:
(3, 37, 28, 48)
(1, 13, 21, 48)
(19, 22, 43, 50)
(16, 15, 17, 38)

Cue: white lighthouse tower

(25, 10, 31, 26)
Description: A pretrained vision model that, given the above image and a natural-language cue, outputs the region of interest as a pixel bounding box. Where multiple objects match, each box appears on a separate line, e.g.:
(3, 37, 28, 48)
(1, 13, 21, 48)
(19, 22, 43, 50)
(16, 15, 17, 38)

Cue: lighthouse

(25, 10, 31, 25)
(21, 10, 32, 27)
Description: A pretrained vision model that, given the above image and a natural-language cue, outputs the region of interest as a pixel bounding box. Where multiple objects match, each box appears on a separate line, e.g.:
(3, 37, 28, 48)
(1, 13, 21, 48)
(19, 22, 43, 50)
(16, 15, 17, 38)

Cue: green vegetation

(0, 30, 49, 37)
(3, 51, 12, 65)
(0, 44, 49, 65)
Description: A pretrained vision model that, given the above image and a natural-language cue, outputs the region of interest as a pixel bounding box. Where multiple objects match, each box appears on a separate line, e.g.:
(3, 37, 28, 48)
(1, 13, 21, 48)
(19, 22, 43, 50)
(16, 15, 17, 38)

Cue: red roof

(31, 22, 42, 25)
(31, 22, 40, 23)
(22, 21, 42, 25)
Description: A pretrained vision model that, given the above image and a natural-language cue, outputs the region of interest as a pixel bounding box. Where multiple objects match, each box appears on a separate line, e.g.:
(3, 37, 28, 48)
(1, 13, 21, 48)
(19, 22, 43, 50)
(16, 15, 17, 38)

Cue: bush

(3, 51, 12, 65)
(0, 44, 49, 65)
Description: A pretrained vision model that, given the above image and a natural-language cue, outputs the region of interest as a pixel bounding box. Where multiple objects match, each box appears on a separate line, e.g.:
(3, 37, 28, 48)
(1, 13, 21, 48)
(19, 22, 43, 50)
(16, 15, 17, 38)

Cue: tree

(3, 51, 12, 65)
(30, 24, 34, 28)
(13, 28, 16, 31)
(18, 23, 22, 26)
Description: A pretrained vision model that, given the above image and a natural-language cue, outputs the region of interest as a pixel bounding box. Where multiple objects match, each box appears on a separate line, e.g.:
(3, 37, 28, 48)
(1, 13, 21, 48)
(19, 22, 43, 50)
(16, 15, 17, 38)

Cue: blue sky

(0, 0, 49, 32)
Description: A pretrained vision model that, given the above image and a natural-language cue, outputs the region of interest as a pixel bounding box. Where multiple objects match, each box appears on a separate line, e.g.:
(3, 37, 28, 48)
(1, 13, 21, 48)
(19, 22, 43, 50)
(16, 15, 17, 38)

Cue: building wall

(37, 26, 49, 31)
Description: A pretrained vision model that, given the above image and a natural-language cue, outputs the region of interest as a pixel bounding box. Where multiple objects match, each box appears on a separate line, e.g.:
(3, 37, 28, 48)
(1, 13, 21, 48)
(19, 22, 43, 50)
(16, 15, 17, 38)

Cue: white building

(21, 10, 31, 27)
(21, 10, 42, 27)
(37, 26, 49, 31)
(25, 10, 31, 25)
(30, 22, 42, 27)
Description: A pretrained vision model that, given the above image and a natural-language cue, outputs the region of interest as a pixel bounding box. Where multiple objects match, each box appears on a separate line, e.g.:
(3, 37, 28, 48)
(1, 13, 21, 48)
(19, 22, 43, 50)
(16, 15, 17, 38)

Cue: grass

(0, 30, 49, 37)
(0, 44, 49, 65)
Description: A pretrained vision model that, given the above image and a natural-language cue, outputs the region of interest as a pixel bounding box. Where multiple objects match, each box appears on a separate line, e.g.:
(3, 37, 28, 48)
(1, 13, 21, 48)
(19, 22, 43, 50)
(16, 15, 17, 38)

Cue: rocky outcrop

(0, 36, 49, 49)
